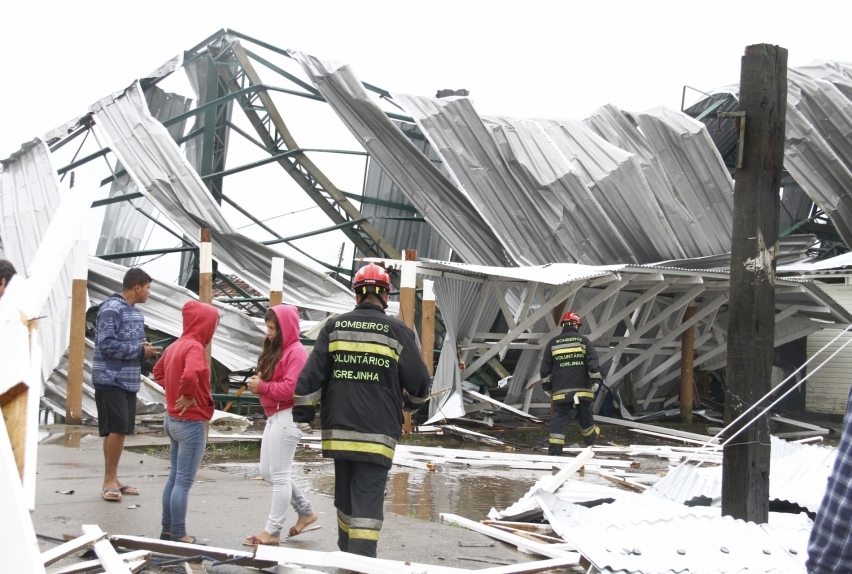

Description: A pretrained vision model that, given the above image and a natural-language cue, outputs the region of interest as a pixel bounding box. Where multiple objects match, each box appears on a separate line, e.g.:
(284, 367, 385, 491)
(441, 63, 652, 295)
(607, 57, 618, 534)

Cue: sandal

(173, 536, 206, 545)
(287, 524, 321, 538)
(242, 534, 280, 546)
(102, 488, 122, 502)
(119, 485, 140, 495)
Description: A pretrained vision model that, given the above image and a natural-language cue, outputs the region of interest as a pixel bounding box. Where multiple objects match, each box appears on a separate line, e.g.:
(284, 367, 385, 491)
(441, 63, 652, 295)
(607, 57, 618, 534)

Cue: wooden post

(420, 279, 436, 376)
(399, 249, 417, 331)
(65, 240, 88, 425)
(199, 229, 213, 364)
(679, 306, 696, 425)
(722, 44, 787, 524)
(269, 257, 284, 308)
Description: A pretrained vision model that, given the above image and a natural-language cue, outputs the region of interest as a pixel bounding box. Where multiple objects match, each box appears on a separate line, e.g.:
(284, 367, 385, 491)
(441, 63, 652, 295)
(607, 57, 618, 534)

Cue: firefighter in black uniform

(293, 263, 431, 557)
(540, 311, 603, 454)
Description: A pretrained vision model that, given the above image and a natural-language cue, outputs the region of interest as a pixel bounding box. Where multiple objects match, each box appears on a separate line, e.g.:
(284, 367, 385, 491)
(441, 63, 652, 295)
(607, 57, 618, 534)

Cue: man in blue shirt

(92, 267, 160, 502)
(807, 385, 852, 572)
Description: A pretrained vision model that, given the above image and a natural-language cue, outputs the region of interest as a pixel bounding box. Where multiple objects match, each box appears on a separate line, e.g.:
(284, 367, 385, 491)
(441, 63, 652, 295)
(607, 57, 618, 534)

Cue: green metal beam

(215, 296, 269, 303)
(339, 190, 419, 213)
(244, 47, 320, 96)
(214, 270, 267, 316)
(695, 96, 731, 122)
(91, 192, 144, 208)
(57, 147, 110, 175)
(262, 216, 424, 245)
(97, 245, 197, 261)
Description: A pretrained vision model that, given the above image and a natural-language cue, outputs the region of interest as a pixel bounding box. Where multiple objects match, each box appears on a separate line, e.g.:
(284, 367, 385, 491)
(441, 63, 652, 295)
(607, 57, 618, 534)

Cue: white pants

(260, 408, 314, 536)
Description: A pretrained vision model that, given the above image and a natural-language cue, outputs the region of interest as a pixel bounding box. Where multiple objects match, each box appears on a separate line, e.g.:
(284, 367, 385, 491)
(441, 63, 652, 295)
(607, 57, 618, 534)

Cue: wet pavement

(32, 425, 582, 573)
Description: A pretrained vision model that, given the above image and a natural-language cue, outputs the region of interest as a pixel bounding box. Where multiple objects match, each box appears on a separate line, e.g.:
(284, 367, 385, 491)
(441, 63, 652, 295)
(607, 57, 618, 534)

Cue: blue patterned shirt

(92, 293, 145, 392)
(807, 386, 852, 573)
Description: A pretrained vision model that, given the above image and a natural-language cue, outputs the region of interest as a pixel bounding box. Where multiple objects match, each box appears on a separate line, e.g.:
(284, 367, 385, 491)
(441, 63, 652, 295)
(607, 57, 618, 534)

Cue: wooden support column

(65, 240, 88, 425)
(199, 229, 213, 364)
(269, 257, 284, 308)
(399, 249, 417, 331)
(420, 279, 436, 376)
(679, 306, 696, 424)
(722, 43, 787, 524)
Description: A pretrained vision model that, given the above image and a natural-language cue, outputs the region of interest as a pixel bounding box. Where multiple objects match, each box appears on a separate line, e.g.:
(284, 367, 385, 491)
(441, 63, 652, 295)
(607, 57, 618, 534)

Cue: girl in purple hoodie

(243, 305, 318, 546)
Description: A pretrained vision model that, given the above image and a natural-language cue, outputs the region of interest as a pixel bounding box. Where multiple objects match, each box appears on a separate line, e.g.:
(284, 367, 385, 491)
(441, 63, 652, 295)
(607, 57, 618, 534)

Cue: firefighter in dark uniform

(293, 263, 431, 557)
(540, 311, 603, 454)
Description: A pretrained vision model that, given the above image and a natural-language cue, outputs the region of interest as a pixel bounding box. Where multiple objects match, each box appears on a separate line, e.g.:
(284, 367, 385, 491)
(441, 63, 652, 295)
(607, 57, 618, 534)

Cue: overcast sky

(3, 0, 852, 280)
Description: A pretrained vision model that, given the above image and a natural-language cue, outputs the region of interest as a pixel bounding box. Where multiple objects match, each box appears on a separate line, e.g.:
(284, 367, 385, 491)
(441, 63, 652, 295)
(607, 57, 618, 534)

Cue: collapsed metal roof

(405, 259, 851, 414)
(689, 61, 852, 254)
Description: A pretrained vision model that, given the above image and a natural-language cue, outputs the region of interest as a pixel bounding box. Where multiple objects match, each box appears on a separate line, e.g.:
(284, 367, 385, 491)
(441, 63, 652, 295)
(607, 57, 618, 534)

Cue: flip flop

(287, 524, 321, 538)
(119, 485, 140, 495)
(102, 488, 122, 502)
(242, 535, 280, 547)
(173, 536, 206, 546)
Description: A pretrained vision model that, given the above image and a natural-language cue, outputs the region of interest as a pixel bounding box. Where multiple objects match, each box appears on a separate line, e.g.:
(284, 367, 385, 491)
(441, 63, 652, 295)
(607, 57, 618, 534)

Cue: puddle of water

(207, 450, 596, 522)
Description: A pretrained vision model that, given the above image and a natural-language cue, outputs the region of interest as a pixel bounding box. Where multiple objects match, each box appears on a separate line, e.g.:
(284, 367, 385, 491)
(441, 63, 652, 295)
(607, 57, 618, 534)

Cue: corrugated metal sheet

(362, 136, 452, 261)
(647, 437, 836, 514)
(0, 139, 73, 380)
(291, 54, 510, 266)
(553, 512, 807, 573)
(96, 85, 193, 267)
(88, 257, 264, 372)
(89, 81, 354, 314)
(691, 62, 852, 249)
(803, 282, 852, 414)
(396, 93, 735, 266)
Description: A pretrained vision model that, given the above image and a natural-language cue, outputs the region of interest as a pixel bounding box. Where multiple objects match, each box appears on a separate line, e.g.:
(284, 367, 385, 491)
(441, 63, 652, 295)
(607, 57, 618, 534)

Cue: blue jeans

(161, 415, 206, 539)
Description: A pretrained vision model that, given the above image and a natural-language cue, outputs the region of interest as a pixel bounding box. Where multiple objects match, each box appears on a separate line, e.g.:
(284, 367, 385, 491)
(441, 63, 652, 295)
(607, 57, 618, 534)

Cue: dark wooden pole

(199, 229, 213, 366)
(679, 306, 696, 424)
(722, 44, 787, 524)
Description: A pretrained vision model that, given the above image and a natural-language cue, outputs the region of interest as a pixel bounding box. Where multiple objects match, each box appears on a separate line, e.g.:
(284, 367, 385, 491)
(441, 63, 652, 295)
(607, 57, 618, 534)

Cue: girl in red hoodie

(243, 305, 318, 546)
(152, 300, 218, 544)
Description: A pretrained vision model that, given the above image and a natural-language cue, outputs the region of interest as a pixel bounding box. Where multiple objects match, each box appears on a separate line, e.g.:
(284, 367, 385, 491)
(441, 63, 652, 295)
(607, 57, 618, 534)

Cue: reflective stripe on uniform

(552, 341, 586, 351)
(349, 528, 380, 541)
(328, 340, 400, 361)
(329, 330, 403, 360)
(337, 508, 351, 524)
(294, 389, 322, 406)
(581, 425, 600, 437)
(337, 517, 349, 533)
(351, 517, 382, 530)
(589, 371, 602, 379)
(549, 433, 565, 444)
(321, 427, 397, 461)
(552, 346, 585, 357)
(552, 394, 567, 402)
(574, 391, 595, 400)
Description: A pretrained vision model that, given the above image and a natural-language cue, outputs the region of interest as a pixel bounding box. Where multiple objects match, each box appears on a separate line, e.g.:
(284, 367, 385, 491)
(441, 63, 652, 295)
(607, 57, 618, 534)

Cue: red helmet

(560, 311, 582, 326)
(352, 263, 392, 295)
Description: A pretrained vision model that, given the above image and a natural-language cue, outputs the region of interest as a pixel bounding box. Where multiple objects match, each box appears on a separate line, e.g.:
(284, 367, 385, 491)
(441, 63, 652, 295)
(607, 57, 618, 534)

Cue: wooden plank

(65, 241, 88, 425)
(51, 550, 150, 574)
(2, 386, 28, 479)
(599, 472, 648, 492)
(421, 280, 436, 376)
(439, 514, 579, 560)
(463, 390, 543, 423)
(81, 526, 132, 574)
(42, 531, 106, 566)
(109, 535, 275, 569)
(480, 521, 553, 534)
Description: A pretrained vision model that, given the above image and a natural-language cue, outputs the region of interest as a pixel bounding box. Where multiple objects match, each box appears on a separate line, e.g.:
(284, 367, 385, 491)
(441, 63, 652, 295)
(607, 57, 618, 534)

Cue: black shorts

(95, 388, 137, 436)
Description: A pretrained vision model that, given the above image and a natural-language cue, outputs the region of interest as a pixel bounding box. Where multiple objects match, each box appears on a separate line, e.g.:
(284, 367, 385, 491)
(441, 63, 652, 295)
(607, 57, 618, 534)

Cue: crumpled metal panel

(89, 81, 354, 314)
(431, 276, 499, 418)
(362, 125, 453, 262)
(397, 93, 735, 266)
(553, 511, 807, 573)
(396, 94, 562, 266)
(784, 63, 852, 246)
(96, 85, 193, 267)
(88, 257, 264, 372)
(657, 236, 816, 271)
(647, 436, 836, 514)
(631, 106, 735, 255)
(0, 139, 73, 380)
(291, 54, 510, 266)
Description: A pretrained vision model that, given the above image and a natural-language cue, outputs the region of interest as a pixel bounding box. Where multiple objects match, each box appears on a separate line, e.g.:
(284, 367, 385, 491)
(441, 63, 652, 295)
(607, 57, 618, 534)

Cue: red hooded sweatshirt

(257, 305, 308, 416)
(152, 301, 218, 421)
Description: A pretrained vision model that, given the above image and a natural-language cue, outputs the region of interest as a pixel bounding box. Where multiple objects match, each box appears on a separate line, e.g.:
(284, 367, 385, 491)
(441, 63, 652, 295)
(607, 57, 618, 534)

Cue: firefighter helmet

(560, 311, 582, 326)
(352, 263, 392, 295)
